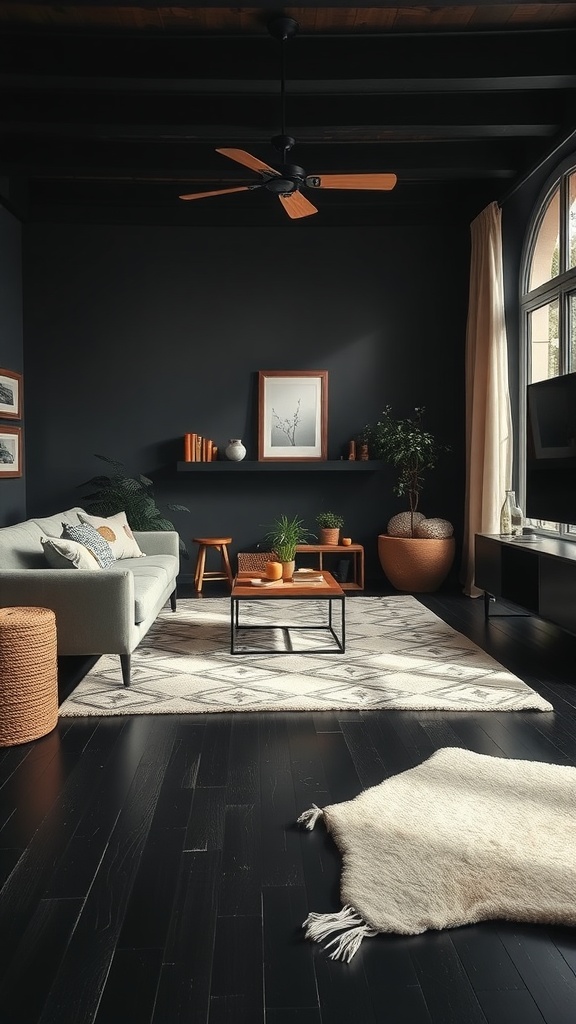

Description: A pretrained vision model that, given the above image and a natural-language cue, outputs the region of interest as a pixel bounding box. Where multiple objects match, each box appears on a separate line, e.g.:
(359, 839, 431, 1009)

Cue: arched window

(521, 162, 576, 534)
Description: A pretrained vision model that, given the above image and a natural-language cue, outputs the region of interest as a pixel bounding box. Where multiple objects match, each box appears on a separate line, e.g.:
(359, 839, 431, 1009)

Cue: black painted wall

(0, 204, 24, 525)
(22, 223, 469, 582)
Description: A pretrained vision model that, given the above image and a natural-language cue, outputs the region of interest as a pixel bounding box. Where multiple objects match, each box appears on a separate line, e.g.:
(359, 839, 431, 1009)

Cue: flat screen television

(526, 372, 576, 526)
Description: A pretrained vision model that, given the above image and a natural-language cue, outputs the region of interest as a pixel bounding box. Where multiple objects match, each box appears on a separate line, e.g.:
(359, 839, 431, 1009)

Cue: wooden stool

(192, 536, 233, 592)
(0, 606, 58, 746)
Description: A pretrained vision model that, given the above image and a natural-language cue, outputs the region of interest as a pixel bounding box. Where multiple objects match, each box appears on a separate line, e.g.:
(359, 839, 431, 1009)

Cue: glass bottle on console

(500, 490, 523, 536)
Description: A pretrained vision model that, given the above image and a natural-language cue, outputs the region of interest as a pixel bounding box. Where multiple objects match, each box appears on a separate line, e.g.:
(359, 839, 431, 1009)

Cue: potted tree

(358, 406, 455, 592)
(316, 511, 344, 545)
(263, 513, 315, 580)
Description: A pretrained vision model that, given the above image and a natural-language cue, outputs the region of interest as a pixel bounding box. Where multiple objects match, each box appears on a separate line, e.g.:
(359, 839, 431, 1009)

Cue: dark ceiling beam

(0, 91, 569, 129)
(23, 168, 517, 184)
(0, 123, 558, 147)
(4, 74, 575, 94)
(1, 137, 535, 173)
(26, 176, 500, 208)
(0, 28, 574, 79)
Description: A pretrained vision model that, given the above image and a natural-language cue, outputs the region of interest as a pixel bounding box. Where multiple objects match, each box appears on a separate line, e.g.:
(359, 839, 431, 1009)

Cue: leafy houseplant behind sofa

(0, 506, 180, 686)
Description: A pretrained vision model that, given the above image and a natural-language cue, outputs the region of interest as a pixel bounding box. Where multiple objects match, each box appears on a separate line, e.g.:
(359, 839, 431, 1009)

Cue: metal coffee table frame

(230, 571, 346, 655)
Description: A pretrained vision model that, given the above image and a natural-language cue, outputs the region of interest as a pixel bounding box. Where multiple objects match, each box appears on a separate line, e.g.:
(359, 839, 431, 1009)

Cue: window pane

(531, 519, 561, 534)
(565, 172, 569, 270)
(529, 300, 559, 382)
(528, 186, 560, 290)
(571, 293, 576, 371)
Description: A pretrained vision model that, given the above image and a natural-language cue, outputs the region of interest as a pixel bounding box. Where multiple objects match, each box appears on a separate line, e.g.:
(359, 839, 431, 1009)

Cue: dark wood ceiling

(1, 2, 576, 226)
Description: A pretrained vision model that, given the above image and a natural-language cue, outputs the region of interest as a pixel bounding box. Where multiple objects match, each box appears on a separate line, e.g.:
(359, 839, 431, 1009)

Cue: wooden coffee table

(230, 570, 346, 654)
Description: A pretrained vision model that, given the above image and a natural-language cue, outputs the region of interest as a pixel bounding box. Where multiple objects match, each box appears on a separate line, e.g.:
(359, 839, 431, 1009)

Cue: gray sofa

(0, 506, 179, 686)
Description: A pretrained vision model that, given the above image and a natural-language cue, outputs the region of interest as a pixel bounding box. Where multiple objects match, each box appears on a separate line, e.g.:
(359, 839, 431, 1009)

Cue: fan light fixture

(179, 17, 397, 218)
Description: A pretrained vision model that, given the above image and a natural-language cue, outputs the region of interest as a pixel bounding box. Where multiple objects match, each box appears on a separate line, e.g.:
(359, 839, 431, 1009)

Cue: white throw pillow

(78, 510, 145, 559)
(42, 536, 102, 571)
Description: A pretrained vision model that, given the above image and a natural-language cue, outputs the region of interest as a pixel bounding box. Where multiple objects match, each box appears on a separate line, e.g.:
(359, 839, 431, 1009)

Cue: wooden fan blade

(178, 186, 252, 201)
(306, 173, 397, 191)
(216, 148, 279, 176)
(279, 191, 318, 219)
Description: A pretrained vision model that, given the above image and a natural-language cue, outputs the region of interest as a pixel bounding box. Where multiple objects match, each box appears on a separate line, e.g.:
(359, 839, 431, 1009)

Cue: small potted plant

(316, 511, 344, 545)
(357, 406, 454, 591)
(262, 513, 316, 580)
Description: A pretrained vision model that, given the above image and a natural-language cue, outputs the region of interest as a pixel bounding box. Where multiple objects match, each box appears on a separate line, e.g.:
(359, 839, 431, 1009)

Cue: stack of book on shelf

(183, 433, 218, 462)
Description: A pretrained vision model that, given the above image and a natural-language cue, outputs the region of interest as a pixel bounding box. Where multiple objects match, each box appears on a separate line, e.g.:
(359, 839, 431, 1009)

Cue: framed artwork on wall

(0, 425, 22, 478)
(258, 370, 328, 461)
(0, 368, 23, 420)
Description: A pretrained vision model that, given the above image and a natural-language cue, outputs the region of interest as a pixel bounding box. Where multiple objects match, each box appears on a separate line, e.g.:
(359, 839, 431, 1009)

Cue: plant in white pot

(262, 514, 316, 580)
(358, 406, 455, 592)
(316, 511, 344, 545)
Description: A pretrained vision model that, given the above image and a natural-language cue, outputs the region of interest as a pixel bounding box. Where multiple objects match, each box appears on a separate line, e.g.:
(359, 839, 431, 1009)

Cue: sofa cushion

(0, 519, 46, 569)
(127, 566, 173, 623)
(32, 506, 85, 538)
(122, 553, 178, 584)
(62, 522, 117, 568)
(0, 506, 87, 570)
(78, 510, 145, 559)
(42, 536, 102, 571)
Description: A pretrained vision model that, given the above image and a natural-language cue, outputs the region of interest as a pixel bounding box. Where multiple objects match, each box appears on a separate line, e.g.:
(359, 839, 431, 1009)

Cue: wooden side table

(295, 544, 365, 591)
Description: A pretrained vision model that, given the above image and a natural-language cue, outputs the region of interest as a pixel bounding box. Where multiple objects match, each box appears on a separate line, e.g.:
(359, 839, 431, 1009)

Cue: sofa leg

(170, 589, 177, 612)
(120, 654, 131, 687)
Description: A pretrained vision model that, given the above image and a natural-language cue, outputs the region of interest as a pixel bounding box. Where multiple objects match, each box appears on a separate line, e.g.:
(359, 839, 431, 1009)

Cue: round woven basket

(0, 606, 58, 746)
(237, 552, 274, 573)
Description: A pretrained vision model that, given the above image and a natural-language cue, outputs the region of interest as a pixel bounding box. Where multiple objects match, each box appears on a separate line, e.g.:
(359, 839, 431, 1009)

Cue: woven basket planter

(0, 606, 58, 746)
(319, 528, 341, 545)
(377, 535, 456, 593)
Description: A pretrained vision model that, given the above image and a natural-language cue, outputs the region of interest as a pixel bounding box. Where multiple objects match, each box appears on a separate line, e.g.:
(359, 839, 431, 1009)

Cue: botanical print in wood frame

(0, 425, 22, 478)
(0, 368, 23, 420)
(258, 370, 328, 461)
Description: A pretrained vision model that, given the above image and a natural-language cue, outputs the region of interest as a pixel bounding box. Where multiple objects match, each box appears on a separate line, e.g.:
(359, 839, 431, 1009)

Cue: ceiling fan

(179, 16, 397, 219)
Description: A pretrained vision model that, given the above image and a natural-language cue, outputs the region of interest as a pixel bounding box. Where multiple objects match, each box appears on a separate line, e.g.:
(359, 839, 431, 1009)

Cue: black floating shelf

(176, 460, 386, 472)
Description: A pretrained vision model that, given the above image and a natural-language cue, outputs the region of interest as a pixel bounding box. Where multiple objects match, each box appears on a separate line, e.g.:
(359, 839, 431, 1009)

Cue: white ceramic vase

(225, 439, 246, 462)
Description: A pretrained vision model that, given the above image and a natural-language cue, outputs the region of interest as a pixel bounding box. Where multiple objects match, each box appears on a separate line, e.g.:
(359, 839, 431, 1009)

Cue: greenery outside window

(521, 163, 576, 536)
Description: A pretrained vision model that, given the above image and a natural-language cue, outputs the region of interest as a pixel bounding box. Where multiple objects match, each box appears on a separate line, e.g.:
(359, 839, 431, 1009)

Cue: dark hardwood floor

(2, 582, 576, 1024)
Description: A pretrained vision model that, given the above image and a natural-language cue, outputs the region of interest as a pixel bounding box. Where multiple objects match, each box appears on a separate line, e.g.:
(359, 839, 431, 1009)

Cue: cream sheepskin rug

(299, 747, 576, 960)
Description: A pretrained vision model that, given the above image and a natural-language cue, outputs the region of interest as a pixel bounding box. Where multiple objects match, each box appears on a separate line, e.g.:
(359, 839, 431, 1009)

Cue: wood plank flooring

(1, 584, 576, 1024)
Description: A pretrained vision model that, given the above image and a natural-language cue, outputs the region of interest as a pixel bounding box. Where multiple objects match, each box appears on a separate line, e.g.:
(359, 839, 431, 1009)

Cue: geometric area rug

(58, 595, 553, 716)
(299, 746, 576, 959)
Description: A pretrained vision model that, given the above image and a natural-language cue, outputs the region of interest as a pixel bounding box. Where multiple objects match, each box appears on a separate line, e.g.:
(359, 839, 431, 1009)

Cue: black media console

(475, 533, 576, 637)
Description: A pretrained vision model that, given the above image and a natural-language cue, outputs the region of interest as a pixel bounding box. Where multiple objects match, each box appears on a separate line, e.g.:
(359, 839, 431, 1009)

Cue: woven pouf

(0, 606, 58, 746)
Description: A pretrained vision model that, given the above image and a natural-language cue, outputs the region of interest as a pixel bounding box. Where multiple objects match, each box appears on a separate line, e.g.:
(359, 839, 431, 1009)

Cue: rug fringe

(296, 803, 324, 830)
(303, 905, 378, 962)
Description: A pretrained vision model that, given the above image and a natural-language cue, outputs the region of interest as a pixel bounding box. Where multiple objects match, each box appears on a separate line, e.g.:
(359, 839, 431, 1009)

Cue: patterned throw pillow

(77, 510, 145, 559)
(42, 536, 102, 571)
(61, 522, 117, 568)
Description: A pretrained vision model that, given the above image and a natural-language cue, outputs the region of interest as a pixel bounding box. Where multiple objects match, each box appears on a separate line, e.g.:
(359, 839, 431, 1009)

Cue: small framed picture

(0, 425, 23, 478)
(0, 368, 23, 420)
(258, 370, 328, 461)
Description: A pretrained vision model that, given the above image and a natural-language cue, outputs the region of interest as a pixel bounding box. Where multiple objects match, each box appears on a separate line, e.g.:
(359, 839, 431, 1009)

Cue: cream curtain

(461, 201, 512, 597)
